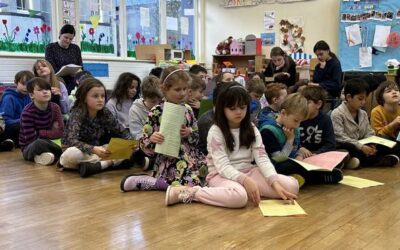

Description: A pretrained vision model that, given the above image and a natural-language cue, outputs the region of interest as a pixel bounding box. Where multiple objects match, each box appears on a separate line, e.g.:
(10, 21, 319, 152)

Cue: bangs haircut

(26, 77, 51, 93)
(160, 66, 191, 90)
(375, 80, 399, 106)
(265, 82, 287, 103)
(300, 85, 328, 107)
(214, 82, 255, 152)
(281, 93, 309, 120)
(14, 70, 34, 84)
(73, 77, 107, 118)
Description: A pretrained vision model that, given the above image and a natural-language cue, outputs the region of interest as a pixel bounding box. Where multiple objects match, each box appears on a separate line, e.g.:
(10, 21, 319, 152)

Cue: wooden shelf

(212, 54, 265, 75)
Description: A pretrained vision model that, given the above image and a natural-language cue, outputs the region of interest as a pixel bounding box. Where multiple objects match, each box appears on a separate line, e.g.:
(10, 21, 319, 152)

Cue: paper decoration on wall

(181, 17, 189, 35)
(166, 17, 178, 31)
(264, 11, 275, 31)
(359, 47, 372, 68)
(386, 32, 400, 48)
(373, 25, 391, 51)
(261, 32, 275, 46)
(89, 15, 100, 29)
(219, 0, 313, 7)
(345, 24, 362, 46)
(140, 7, 150, 27)
(279, 17, 305, 54)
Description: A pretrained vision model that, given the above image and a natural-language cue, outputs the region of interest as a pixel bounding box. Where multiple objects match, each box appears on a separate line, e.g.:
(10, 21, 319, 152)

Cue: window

(126, 0, 160, 58)
(0, 0, 54, 53)
(166, 0, 195, 57)
(79, 0, 119, 55)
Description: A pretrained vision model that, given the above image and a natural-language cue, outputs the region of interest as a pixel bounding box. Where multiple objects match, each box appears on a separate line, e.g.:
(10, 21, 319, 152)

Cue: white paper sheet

(166, 16, 178, 31)
(345, 24, 362, 46)
(180, 16, 189, 35)
(359, 47, 372, 68)
(373, 25, 391, 48)
(140, 7, 150, 27)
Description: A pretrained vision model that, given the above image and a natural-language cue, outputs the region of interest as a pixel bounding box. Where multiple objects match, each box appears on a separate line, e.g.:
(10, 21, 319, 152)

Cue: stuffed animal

(215, 36, 233, 55)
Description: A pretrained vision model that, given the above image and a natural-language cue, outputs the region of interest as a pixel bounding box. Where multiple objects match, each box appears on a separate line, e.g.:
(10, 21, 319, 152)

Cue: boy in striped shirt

(19, 77, 63, 165)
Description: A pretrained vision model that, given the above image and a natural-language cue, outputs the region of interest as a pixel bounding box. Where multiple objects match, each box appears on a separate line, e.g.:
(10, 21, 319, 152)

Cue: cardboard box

(135, 44, 172, 62)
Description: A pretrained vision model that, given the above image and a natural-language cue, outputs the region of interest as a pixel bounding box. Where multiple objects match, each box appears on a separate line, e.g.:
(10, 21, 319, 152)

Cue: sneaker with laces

(165, 185, 200, 206)
(376, 154, 400, 167)
(311, 168, 343, 184)
(79, 162, 103, 177)
(120, 174, 156, 192)
(34, 152, 55, 166)
(0, 139, 15, 152)
(344, 157, 360, 169)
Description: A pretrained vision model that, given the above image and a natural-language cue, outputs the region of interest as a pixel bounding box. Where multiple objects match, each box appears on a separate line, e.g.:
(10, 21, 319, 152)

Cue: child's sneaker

(376, 154, 400, 167)
(34, 152, 55, 166)
(120, 174, 156, 192)
(0, 139, 15, 152)
(165, 185, 200, 206)
(290, 174, 305, 188)
(78, 162, 103, 178)
(344, 157, 360, 169)
(311, 168, 343, 184)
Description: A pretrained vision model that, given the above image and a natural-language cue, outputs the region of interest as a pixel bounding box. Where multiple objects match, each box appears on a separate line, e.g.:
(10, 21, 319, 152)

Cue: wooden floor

(1, 150, 400, 249)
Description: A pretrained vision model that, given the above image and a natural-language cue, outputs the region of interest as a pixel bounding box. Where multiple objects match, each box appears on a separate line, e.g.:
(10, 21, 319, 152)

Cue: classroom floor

(0, 150, 399, 249)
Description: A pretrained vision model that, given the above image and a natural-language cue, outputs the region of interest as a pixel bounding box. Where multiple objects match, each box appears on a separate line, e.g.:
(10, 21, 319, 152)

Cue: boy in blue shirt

(260, 93, 343, 187)
(0, 71, 34, 151)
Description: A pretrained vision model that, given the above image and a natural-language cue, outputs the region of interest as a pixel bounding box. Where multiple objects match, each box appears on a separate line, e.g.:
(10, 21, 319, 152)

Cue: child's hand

(92, 146, 111, 158)
(299, 147, 313, 158)
(319, 61, 326, 69)
(390, 116, 400, 127)
(180, 125, 192, 138)
(51, 87, 61, 95)
(150, 132, 164, 144)
(243, 177, 260, 205)
(361, 145, 377, 156)
(282, 126, 295, 141)
(52, 122, 59, 129)
(272, 181, 298, 201)
(188, 98, 201, 109)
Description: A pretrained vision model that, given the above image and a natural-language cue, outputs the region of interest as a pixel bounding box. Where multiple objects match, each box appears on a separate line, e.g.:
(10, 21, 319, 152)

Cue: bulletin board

(338, 0, 400, 72)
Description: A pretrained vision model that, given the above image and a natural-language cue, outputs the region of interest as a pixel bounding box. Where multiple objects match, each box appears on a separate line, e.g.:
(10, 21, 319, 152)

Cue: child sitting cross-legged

(332, 79, 399, 169)
(371, 81, 400, 144)
(19, 77, 63, 165)
(260, 93, 343, 187)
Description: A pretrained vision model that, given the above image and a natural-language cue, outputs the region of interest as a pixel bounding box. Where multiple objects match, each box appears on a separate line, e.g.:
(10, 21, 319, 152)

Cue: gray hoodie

(129, 98, 150, 140)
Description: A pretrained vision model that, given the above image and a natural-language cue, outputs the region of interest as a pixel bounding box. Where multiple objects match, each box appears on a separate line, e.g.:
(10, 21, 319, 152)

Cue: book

(272, 151, 348, 171)
(55, 64, 82, 77)
(155, 102, 186, 158)
(259, 199, 307, 217)
(103, 138, 138, 160)
(339, 175, 384, 189)
(358, 135, 396, 148)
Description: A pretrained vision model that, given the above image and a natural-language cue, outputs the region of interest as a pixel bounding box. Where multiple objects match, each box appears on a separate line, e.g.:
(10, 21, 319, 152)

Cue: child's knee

(226, 187, 248, 208)
(60, 147, 84, 168)
(279, 175, 300, 195)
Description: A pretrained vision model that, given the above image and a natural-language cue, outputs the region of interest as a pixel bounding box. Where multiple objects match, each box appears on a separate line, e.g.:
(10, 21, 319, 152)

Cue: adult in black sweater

(45, 24, 83, 94)
(264, 46, 297, 87)
(312, 40, 342, 98)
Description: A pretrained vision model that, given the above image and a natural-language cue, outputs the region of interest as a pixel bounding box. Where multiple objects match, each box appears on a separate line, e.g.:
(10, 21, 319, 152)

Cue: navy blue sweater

(0, 88, 31, 126)
(313, 57, 342, 97)
(299, 111, 336, 154)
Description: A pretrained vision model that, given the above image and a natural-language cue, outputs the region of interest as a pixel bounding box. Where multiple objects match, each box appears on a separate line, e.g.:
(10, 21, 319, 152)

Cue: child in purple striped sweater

(19, 77, 63, 165)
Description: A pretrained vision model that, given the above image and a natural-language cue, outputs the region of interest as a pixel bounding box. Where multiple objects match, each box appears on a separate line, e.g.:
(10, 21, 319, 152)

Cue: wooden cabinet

(212, 54, 265, 75)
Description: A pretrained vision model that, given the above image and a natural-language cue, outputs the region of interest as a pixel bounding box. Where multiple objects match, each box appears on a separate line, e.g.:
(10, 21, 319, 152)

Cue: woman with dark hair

(312, 40, 343, 98)
(106, 72, 141, 130)
(45, 24, 83, 94)
(264, 46, 297, 87)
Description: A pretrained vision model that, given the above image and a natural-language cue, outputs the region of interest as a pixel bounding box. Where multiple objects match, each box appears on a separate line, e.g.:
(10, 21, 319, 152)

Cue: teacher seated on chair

(264, 46, 297, 88)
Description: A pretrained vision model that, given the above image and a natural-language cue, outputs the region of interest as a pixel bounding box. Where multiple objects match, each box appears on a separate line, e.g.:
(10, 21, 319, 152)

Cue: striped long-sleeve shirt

(19, 102, 64, 150)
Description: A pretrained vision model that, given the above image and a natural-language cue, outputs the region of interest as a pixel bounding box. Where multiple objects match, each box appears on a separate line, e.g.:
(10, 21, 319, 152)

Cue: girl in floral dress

(120, 66, 208, 191)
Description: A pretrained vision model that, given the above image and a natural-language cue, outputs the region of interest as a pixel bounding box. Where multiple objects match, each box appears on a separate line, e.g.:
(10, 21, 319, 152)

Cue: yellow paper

(259, 200, 307, 217)
(155, 102, 185, 158)
(358, 136, 396, 148)
(103, 138, 138, 160)
(340, 175, 384, 189)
